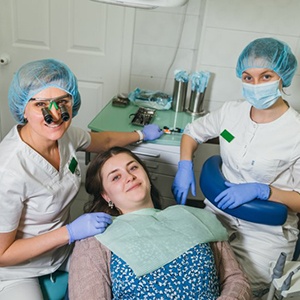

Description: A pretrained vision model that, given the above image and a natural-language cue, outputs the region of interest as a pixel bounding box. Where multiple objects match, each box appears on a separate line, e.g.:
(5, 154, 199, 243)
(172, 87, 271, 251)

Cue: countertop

(88, 100, 203, 146)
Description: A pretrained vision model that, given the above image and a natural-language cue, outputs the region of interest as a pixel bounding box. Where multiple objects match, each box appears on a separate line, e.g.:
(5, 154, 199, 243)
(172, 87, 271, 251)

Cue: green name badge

(69, 157, 78, 174)
(220, 129, 235, 143)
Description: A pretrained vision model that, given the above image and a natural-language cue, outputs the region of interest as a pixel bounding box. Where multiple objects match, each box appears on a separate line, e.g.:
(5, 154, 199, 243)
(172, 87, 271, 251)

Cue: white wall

(129, 0, 204, 98)
(129, 0, 300, 113)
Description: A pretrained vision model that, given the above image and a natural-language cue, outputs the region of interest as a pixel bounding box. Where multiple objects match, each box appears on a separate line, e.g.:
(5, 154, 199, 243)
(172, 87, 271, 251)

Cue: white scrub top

(0, 125, 91, 280)
(185, 99, 300, 292)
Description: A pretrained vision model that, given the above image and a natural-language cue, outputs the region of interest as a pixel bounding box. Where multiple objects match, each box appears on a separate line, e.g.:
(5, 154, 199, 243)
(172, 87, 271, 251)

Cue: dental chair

(39, 270, 68, 300)
(200, 155, 300, 299)
(199, 155, 288, 226)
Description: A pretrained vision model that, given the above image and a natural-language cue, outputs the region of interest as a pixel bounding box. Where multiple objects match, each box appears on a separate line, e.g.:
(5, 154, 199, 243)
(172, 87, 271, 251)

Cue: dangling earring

(108, 200, 114, 209)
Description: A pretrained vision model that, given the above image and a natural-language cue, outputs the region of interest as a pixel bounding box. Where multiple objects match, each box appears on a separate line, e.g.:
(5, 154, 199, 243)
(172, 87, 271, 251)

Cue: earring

(108, 200, 114, 209)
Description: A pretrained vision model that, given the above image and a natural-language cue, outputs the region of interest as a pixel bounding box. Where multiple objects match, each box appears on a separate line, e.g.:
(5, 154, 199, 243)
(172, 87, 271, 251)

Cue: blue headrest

(199, 155, 288, 225)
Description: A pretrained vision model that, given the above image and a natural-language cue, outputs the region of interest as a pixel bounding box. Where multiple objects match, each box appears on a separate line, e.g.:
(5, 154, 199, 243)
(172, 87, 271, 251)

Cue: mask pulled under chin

(242, 79, 282, 109)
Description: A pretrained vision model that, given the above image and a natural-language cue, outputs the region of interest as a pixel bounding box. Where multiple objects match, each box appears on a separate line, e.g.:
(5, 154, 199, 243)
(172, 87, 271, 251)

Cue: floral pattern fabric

(111, 243, 220, 300)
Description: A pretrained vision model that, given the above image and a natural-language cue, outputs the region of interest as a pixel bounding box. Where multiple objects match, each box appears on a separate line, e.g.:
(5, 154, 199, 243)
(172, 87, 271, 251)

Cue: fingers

(180, 191, 188, 205)
(178, 190, 188, 205)
(214, 190, 227, 203)
(214, 191, 232, 210)
(224, 181, 234, 187)
(95, 213, 112, 229)
(172, 186, 187, 205)
(93, 213, 113, 233)
(95, 212, 112, 224)
(172, 187, 181, 204)
(217, 196, 233, 210)
(158, 129, 164, 137)
(191, 180, 196, 196)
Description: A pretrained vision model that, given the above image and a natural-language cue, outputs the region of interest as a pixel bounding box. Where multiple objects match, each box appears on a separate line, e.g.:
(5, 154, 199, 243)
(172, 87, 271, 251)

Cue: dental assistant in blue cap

(172, 37, 300, 299)
(0, 58, 163, 299)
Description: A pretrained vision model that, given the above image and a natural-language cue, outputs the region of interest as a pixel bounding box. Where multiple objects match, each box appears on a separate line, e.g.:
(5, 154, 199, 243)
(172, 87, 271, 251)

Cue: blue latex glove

(215, 181, 270, 210)
(66, 212, 112, 244)
(172, 160, 196, 205)
(142, 124, 163, 141)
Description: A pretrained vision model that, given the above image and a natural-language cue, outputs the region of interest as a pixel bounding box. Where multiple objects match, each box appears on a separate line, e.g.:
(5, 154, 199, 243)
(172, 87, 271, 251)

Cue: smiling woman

(68, 146, 251, 300)
(0, 59, 163, 299)
(29, 93, 72, 124)
(83, 146, 161, 216)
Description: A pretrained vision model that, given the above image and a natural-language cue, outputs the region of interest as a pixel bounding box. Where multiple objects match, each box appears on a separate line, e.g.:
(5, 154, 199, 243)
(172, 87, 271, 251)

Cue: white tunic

(0, 125, 91, 280)
(185, 99, 300, 293)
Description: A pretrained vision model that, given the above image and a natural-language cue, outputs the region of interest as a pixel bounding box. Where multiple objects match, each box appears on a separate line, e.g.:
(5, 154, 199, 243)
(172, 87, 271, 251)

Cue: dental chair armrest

(199, 155, 288, 225)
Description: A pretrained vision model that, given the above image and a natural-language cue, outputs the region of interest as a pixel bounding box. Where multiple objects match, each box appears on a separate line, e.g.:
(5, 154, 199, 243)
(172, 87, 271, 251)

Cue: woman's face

(23, 87, 72, 142)
(100, 152, 154, 214)
(241, 68, 281, 85)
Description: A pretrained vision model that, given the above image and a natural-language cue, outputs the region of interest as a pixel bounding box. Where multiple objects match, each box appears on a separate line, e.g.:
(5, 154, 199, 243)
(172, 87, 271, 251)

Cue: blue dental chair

(199, 155, 300, 260)
(39, 270, 69, 300)
(199, 155, 288, 226)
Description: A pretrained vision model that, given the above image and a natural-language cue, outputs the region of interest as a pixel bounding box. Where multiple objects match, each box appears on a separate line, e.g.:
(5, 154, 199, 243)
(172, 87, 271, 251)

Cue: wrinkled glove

(172, 160, 196, 205)
(214, 181, 270, 210)
(66, 212, 112, 244)
(142, 124, 163, 141)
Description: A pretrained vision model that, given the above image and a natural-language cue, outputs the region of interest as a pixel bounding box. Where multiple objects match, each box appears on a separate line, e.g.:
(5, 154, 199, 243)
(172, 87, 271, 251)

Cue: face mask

(242, 80, 281, 109)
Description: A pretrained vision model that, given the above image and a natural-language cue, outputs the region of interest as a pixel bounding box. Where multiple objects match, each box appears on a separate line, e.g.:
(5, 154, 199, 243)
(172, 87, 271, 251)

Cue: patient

(69, 147, 251, 300)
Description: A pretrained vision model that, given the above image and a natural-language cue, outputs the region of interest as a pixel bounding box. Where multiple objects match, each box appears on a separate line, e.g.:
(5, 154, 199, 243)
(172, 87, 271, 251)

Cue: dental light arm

(199, 155, 288, 225)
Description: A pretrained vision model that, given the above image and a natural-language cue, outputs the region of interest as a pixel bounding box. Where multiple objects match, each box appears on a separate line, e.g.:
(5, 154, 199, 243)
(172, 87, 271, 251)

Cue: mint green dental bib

(95, 205, 228, 277)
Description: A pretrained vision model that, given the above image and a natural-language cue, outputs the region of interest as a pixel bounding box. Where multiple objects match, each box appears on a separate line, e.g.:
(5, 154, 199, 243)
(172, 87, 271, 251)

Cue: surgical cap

(8, 58, 81, 124)
(236, 38, 297, 87)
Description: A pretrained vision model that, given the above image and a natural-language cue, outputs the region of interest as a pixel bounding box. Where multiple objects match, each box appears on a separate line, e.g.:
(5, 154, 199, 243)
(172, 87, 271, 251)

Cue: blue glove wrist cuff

(178, 160, 193, 169)
(66, 224, 74, 244)
(260, 184, 271, 200)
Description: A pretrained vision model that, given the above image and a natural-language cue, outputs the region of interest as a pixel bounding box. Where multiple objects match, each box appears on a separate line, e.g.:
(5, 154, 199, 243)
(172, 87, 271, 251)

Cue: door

(0, 0, 134, 139)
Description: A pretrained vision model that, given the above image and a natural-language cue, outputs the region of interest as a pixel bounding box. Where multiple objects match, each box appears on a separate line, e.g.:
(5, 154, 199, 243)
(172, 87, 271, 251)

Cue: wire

(161, 3, 188, 92)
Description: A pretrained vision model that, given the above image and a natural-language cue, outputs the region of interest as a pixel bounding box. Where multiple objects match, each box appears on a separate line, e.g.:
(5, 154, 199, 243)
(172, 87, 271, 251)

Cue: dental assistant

(0, 58, 163, 300)
(172, 38, 300, 299)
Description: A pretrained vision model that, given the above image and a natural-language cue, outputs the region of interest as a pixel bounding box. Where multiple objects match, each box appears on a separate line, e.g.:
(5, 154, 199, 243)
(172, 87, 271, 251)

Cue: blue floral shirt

(111, 243, 220, 299)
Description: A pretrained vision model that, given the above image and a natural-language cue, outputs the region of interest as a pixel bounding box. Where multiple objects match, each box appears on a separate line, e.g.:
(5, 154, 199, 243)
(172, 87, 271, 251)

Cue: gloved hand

(142, 124, 163, 141)
(172, 160, 196, 205)
(214, 181, 270, 210)
(66, 212, 112, 244)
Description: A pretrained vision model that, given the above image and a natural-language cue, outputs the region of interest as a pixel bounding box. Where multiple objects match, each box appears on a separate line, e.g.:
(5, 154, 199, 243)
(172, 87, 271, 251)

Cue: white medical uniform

(0, 125, 91, 280)
(184, 99, 300, 296)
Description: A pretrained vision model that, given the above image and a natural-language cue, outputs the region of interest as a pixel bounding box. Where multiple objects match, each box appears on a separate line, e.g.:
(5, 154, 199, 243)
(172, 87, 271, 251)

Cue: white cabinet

(127, 142, 220, 208)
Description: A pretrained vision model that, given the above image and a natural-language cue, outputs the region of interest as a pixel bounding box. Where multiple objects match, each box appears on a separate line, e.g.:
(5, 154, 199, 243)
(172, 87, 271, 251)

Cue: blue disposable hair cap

(8, 58, 81, 124)
(236, 37, 298, 87)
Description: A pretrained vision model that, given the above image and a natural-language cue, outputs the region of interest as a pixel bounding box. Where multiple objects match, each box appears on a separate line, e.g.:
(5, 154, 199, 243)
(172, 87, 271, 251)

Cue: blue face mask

(242, 80, 282, 109)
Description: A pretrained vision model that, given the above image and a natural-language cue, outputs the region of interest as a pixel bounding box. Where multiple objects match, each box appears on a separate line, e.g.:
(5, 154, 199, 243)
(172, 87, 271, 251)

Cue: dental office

(1, 0, 300, 209)
(1, 0, 300, 299)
